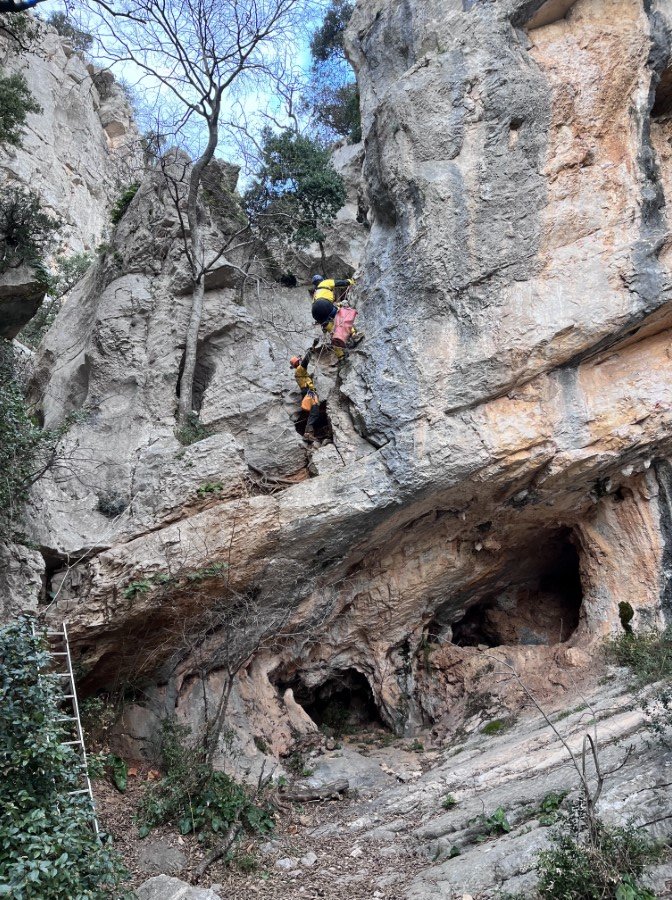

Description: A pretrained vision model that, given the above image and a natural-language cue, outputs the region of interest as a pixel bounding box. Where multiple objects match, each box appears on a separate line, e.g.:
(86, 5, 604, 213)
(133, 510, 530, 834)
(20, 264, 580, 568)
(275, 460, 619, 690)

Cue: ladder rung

(63, 740, 83, 746)
(68, 789, 90, 795)
(52, 673, 71, 677)
(54, 717, 78, 723)
(51, 652, 68, 656)
(61, 695, 75, 700)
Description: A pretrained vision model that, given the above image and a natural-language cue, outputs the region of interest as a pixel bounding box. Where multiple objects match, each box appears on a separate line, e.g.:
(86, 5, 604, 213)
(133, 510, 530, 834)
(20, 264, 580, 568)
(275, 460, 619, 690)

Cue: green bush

(536, 822, 662, 899)
(97, 492, 129, 519)
(137, 719, 274, 840)
(606, 628, 672, 685)
(0, 68, 41, 148)
(110, 183, 140, 225)
(18, 252, 93, 349)
(0, 341, 62, 526)
(0, 188, 59, 275)
(537, 790, 568, 827)
(0, 617, 128, 898)
(477, 805, 511, 840)
(442, 793, 457, 810)
(176, 412, 211, 446)
(245, 129, 346, 250)
(482, 719, 509, 736)
(47, 12, 93, 51)
(306, 0, 361, 143)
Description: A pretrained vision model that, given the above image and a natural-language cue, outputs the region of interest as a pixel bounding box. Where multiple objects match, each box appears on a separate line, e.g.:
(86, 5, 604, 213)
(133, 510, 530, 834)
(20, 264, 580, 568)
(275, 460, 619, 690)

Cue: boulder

(137, 840, 187, 877)
(0, 266, 46, 339)
(136, 876, 221, 900)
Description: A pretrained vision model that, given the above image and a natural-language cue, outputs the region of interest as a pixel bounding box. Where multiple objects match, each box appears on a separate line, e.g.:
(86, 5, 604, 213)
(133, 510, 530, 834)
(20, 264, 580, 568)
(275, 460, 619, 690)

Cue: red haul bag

(331, 306, 358, 347)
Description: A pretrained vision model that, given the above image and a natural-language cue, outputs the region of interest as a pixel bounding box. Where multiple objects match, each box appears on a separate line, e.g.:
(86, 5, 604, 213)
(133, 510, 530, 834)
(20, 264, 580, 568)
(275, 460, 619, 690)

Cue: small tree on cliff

(81, 0, 307, 425)
(245, 128, 346, 269)
(305, 0, 360, 142)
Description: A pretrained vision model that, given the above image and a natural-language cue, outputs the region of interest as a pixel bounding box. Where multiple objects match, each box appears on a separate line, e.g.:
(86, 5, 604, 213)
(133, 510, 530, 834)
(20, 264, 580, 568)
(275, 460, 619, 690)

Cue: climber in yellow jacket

(309, 274, 361, 359)
(290, 342, 321, 442)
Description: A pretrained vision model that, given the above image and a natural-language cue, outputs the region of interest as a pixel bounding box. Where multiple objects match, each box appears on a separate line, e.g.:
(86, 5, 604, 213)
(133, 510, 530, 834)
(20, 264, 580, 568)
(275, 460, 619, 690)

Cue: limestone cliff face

(0, 23, 140, 338)
(0, 23, 139, 254)
(18, 0, 672, 784)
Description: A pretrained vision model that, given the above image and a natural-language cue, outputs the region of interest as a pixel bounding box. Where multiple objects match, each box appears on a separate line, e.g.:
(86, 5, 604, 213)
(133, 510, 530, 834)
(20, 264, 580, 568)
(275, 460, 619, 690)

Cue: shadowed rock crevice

(294, 399, 333, 444)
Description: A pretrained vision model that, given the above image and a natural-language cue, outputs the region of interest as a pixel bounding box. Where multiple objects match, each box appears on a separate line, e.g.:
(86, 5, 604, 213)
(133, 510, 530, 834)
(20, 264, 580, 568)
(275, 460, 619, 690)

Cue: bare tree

(80, 0, 310, 424)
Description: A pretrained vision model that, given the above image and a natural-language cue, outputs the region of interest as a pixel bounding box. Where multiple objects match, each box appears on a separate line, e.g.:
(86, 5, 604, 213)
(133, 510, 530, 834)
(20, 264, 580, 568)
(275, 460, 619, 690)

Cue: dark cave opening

(653, 67, 672, 119)
(294, 399, 332, 443)
(275, 668, 384, 734)
(450, 529, 583, 648)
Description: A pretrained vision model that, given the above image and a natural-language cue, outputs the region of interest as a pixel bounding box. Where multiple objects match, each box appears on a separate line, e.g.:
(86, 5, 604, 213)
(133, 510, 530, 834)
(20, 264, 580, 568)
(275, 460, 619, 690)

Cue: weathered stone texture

(0, 24, 140, 255)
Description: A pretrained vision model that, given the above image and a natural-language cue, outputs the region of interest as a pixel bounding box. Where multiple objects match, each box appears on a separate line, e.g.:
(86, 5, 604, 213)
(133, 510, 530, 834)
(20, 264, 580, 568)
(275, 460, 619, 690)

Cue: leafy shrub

(0, 68, 41, 147)
(0, 617, 128, 898)
(477, 805, 511, 840)
(97, 492, 129, 519)
(197, 481, 224, 497)
(235, 852, 257, 872)
(309, 0, 353, 63)
(245, 129, 347, 250)
(306, 81, 361, 143)
(0, 188, 59, 275)
(482, 718, 509, 736)
(176, 412, 211, 446)
(47, 12, 93, 51)
(642, 683, 672, 743)
(306, 0, 361, 143)
(536, 822, 662, 899)
(17, 251, 92, 350)
(137, 719, 274, 840)
(122, 563, 227, 599)
(537, 790, 568, 826)
(442, 793, 457, 810)
(0, 13, 42, 52)
(606, 628, 672, 685)
(110, 183, 140, 225)
(0, 341, 72, 527)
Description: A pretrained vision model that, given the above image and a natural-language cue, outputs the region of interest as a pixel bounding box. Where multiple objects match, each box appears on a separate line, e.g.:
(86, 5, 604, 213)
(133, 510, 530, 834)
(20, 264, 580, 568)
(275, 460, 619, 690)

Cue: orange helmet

(290, 356, 301, 368)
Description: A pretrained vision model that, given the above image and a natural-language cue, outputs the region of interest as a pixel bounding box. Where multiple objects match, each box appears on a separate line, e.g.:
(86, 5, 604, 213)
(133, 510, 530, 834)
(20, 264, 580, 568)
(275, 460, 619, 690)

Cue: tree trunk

(176, 101, 221, 426)
(177, 270, 205, 424)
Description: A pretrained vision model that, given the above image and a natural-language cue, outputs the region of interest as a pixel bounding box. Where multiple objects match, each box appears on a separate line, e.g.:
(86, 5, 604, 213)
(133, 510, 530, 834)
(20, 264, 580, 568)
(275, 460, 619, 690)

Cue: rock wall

(18, 0, 672, 795)
(0, 21, 140, 338)
(0, 22, 139, 255)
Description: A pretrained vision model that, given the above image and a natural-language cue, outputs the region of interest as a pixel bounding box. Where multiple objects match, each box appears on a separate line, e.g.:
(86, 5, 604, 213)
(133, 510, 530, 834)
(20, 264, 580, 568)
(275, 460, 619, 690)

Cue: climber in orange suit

(290, 341, 321, 442)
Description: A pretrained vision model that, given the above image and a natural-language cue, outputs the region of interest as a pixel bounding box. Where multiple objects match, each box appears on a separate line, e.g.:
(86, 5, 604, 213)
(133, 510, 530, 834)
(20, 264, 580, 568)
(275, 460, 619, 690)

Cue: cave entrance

(452, 529, 582, 648)
(294, 399, 332, 443)
(279, 669, 384, 735)
(653, 67, 672, 119)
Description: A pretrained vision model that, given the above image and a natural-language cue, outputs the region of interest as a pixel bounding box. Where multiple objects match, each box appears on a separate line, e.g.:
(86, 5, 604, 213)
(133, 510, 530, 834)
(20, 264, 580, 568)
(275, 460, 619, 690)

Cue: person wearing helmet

(290, 342, 321, 442)
(309, 274, 360, 359)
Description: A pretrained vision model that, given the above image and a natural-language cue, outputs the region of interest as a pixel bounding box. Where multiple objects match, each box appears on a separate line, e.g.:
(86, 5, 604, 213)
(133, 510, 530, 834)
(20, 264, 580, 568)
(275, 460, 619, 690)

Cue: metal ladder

(42, 622, 100, 836)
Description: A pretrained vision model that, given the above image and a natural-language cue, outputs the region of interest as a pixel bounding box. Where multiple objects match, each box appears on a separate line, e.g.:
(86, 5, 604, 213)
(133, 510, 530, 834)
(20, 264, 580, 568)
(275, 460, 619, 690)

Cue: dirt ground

(96, 727, 434, 900)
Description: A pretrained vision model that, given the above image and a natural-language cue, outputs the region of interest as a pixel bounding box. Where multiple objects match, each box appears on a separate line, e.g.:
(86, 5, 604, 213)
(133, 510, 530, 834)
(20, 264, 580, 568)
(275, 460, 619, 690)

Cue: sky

(36, 0, 328, 172)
